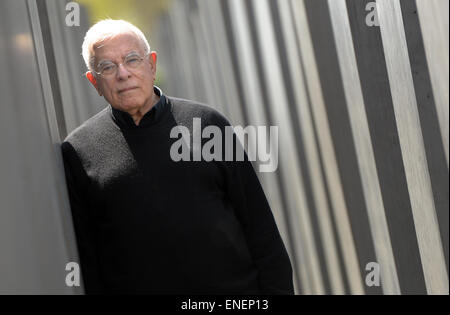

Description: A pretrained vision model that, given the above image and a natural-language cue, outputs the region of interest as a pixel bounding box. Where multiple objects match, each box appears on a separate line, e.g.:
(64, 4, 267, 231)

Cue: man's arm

(212, 112, 294, 295)
(225, 156, 294, 295)
(61, 142, 104, 294)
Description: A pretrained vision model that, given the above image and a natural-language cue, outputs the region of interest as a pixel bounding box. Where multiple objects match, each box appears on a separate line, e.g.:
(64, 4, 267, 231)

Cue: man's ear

(150, 51, 157, 72)
(86, 71, 102, 96)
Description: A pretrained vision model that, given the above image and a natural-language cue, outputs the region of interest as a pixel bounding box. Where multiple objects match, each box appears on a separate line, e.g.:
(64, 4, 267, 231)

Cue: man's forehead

(94, 33, 144, 60)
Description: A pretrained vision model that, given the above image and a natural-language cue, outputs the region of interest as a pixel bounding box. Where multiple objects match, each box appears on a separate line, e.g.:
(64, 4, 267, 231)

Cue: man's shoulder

(63, 106, 113, 147)
(168, 96, 231, 127)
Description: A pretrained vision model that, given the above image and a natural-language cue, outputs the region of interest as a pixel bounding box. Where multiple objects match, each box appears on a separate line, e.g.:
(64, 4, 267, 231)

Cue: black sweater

(61, 92, 293, 294)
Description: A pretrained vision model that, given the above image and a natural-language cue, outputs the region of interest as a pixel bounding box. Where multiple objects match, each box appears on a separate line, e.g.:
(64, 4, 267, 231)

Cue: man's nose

(116, 63, 132, 80)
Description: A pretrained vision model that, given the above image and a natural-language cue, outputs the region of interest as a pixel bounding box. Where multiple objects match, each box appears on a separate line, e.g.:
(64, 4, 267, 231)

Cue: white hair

(81, 19, 151, 73)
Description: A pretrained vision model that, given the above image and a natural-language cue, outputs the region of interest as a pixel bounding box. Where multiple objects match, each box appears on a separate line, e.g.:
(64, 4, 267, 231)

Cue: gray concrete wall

(155, 0, 449, 295)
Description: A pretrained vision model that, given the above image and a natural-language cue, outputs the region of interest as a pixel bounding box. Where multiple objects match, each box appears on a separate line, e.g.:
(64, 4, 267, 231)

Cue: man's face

(88, 32, 157, 113)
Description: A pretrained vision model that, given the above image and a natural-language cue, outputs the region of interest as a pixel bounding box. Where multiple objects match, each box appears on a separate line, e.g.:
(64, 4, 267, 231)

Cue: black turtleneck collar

(110, 86, 167, 130)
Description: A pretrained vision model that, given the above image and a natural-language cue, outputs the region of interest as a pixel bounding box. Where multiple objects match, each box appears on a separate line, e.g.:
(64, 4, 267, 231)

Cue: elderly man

(61, 19, 293, 295)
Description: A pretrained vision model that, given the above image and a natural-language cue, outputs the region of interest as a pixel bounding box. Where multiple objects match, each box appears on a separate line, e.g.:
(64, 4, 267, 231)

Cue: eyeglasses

(95, 52, 149, 77)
